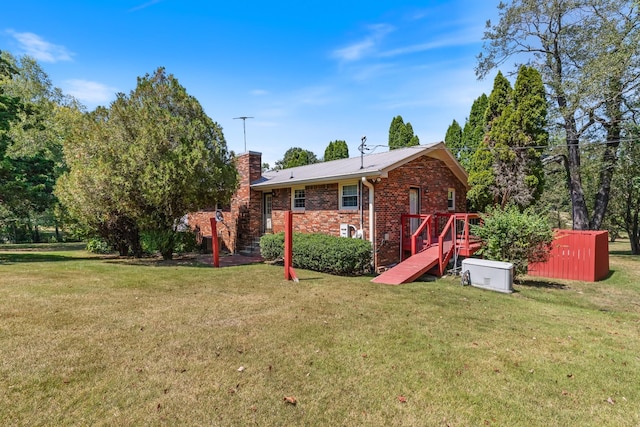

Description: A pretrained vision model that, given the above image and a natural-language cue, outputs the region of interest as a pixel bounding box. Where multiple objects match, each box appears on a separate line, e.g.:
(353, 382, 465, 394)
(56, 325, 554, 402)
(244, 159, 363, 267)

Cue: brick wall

(374, 156, 467, 267)
(267, 183, 369, 237)
(188, 151, 263, 253)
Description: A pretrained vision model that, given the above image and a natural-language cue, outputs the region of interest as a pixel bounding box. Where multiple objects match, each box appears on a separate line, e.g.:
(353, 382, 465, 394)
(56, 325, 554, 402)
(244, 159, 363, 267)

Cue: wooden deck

(372, 212, 483, 285)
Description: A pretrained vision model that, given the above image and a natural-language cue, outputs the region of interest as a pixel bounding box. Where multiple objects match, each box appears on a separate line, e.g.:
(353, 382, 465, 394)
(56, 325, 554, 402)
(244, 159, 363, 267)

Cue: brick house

(189, 142, 469, 270)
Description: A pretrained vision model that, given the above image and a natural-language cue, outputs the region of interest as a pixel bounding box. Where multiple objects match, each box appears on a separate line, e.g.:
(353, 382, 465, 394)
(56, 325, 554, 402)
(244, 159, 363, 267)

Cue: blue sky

(2, 0, 500, 166)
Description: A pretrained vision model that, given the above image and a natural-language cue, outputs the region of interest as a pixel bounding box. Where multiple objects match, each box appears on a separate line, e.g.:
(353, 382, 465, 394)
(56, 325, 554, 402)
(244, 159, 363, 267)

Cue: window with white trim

(340, 183, 358, 210)
(447, 188, 455, 211)
(292, 187, 306, 210)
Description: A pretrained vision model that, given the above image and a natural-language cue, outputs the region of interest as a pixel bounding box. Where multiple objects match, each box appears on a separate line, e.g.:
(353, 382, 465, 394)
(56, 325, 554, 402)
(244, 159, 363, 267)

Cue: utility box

(461, 258, 514, 294)
(340, 223, 356, 238)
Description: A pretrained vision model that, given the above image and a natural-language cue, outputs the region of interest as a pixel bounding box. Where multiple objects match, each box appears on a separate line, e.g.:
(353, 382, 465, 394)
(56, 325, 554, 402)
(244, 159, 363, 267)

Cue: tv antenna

(233, 116, 254, 152)
(358, 135, 371, 169)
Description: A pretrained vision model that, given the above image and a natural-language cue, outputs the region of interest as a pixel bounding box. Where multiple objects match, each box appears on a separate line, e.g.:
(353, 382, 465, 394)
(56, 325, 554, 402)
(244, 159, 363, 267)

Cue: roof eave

(251, 170, 383, 190)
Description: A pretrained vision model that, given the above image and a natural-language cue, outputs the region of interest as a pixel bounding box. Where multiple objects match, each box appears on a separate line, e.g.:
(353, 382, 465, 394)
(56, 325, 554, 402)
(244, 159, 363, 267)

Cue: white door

(263, 193, 273, 233)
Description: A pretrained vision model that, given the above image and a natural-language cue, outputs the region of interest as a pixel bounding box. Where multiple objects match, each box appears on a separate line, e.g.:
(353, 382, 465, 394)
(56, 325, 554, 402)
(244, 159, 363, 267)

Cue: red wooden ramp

(371, 245, 440, 285)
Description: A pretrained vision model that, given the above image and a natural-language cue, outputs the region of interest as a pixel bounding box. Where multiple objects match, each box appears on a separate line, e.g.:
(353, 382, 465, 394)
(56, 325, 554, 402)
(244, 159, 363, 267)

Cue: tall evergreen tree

(388, 115, 419, 149)
(467, 72, 512, 211)
(491, 66, 548, 207)
(444, 119, 463, 164)
(460, 94, 488, 169)
(324, 140, 349, 161)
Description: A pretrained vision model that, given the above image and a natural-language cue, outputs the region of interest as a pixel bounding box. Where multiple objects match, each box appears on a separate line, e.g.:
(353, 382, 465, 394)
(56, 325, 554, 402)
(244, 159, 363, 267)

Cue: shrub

(86, 238, 111, 254)
(471, 205, 553, 276)
(260, 232, 285, 260)
(141, 230, 199, 258)
(260, 232, 372, 276)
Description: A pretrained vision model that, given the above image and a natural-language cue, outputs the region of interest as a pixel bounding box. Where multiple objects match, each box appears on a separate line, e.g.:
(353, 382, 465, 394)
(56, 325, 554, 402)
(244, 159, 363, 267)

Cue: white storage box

(461, 258, 514, 293)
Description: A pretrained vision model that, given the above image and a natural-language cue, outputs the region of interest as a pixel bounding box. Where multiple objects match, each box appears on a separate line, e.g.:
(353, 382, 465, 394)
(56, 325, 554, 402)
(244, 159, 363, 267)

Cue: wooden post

(209, 217, 219, 268)
(284, 210, 298, 282)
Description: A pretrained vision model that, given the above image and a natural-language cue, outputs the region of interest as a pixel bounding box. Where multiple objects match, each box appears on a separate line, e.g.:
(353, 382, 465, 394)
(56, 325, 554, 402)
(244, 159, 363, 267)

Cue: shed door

(409, 187, 420, 234)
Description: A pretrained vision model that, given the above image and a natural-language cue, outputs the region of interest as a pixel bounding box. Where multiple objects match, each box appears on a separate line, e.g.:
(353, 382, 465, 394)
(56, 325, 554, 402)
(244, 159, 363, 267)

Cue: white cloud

(331, 24, 394, 62)
(7, 30, 73, 63)
(63, 79, 117, 105)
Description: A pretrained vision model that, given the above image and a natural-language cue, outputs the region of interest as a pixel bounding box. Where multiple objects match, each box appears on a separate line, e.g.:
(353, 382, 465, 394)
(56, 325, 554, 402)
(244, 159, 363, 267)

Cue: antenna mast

(233, 116, 254, 152)
(358, 136, 368, 169)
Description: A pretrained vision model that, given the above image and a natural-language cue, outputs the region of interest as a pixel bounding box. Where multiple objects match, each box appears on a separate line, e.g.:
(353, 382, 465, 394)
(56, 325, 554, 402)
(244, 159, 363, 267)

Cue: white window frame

(340, 182, 359, 210)
(292, 186, 306, 211)
(447, 188, 455, 211)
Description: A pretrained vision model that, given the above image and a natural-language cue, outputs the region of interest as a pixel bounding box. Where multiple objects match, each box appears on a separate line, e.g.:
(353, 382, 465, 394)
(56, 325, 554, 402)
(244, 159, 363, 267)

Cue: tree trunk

(631, 210, 639, 255)
(590, 141, 619, 231)
(563, 115, 590, 230)
(117, 242, 129, 256)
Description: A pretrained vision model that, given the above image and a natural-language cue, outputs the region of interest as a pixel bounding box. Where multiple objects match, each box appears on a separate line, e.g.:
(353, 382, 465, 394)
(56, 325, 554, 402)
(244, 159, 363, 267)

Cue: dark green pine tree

(460, 93, 488, 169)
(324, 140, 349, 161)
(490, 65, 548, 208)
(405, 122, 420, 146)
(388, 115, 419, 150)
(467, 72, 512, 212)
(444, 119, 463, 164)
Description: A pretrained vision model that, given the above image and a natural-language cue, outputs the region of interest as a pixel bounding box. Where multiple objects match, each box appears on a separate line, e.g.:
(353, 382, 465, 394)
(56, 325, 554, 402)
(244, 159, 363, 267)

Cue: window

(292, 187, 305, 210)
(447, 188, 455, 211)
(340, 183, 358, 210)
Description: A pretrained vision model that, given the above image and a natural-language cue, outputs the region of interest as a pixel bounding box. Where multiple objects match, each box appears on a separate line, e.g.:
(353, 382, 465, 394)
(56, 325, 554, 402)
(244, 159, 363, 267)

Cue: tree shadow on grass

(610, 249, 638, 257)
(515, 279, 568, 290)
(104, 256, 216, 269)
(0, 243, 86, 252)
(0, 252, 101, 263)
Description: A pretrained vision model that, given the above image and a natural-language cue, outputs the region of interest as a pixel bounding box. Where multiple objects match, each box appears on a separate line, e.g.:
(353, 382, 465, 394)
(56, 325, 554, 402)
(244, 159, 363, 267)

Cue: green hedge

(260, 232, 372, 276)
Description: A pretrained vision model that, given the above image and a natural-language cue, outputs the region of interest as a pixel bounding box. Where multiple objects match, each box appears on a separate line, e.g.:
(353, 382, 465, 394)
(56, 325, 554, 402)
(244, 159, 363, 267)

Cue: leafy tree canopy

(0, 51, 74, 242)
(56, 67, 238, 258)
(274, 147, 319, 169)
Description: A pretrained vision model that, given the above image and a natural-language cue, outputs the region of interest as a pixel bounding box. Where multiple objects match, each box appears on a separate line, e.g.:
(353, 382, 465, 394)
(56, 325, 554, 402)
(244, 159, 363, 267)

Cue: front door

(409, 187, 420, 234)
(263, 193, 273, 233)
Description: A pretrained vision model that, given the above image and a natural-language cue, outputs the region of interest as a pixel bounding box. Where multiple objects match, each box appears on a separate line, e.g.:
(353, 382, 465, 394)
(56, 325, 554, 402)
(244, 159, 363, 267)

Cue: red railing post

(209, 217, 219, 268)
(284, 210, 298, 282)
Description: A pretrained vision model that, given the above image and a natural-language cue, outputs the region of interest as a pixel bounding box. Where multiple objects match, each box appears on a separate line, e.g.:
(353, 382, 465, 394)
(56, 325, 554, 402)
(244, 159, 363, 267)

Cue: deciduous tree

(274, 147, 319, 169)
(0, 51, 72, 242)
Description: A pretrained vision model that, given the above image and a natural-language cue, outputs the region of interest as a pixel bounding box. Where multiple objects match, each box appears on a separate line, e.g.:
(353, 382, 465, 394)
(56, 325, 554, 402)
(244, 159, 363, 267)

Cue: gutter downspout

(361, 177, 375, 271)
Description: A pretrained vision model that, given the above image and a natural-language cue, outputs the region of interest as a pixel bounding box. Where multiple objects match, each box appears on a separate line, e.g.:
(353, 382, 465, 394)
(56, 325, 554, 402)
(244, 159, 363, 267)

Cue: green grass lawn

(0, 242, 639, 426)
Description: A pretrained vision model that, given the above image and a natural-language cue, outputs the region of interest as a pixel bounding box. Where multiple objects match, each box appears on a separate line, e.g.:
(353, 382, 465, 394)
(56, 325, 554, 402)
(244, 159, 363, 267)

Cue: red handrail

(411, 215, 432, 256)
(437, 214, 456, 275)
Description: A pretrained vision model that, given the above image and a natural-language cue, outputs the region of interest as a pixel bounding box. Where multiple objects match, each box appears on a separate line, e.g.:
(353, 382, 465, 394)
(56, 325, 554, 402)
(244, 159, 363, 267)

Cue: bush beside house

(260, 233, 372, 276)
